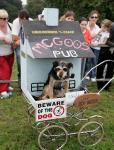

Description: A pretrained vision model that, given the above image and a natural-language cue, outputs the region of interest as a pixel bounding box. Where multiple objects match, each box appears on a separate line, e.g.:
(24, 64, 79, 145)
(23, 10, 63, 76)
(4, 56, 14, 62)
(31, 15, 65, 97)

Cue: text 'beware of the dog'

(35, 98, 66, 121)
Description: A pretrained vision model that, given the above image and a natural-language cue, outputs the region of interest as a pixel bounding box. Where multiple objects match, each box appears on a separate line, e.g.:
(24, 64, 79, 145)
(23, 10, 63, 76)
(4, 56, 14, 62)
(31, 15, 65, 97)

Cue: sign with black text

(35, 98, 66, 121)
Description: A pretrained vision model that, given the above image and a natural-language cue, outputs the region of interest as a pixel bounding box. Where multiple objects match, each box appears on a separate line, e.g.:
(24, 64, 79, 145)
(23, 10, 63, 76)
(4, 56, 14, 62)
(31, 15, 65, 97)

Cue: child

(89, 19, 112, 81)
(79, 17, 92, 79)
(91, 19, 111, 48)
(79, 17, 92, 44)
(60, 11, 75, 22)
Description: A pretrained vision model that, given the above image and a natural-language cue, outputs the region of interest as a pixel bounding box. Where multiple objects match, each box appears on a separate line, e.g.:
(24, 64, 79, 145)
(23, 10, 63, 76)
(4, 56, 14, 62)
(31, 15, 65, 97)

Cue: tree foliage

(0, 0, 114, 22)
(27, 0, 45, 18)
(0, 0, 22, 21)
(27, 0, 114, 21)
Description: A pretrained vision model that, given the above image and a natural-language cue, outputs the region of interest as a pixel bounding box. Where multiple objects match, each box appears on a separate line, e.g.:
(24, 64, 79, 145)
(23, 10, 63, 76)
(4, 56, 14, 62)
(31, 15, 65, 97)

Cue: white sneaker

(91, 78, 96, 82)
(85, 76, 90, 80)
(8, 91, 13, 96)
(8, 86, 14, 91)
(1, 91, 9, 99)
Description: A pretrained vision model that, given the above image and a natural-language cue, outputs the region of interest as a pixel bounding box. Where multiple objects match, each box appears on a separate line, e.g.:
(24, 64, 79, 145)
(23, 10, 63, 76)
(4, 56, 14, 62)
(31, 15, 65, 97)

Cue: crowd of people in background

(0, 8, 114, 99)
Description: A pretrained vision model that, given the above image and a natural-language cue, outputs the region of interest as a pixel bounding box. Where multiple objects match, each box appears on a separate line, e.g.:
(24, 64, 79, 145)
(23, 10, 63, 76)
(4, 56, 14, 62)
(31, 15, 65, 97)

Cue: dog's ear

(67, 63, 73, 69)
(53, 61, 59, 67)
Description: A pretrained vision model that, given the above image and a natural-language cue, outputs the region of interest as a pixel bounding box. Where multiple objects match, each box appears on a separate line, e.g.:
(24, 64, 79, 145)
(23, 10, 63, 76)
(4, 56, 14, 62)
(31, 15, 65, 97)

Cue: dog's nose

(59, 72, 63, 78)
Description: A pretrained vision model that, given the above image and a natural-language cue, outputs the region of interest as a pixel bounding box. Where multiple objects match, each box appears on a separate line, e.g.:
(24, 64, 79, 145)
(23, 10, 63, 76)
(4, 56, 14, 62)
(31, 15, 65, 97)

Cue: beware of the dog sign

(35, 98, 66, 121)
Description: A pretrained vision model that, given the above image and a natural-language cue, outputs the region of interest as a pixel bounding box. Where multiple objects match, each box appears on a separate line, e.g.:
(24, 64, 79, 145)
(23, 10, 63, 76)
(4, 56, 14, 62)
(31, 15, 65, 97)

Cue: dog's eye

(63, 68, 68, 72)
(55, 68, 61, 71)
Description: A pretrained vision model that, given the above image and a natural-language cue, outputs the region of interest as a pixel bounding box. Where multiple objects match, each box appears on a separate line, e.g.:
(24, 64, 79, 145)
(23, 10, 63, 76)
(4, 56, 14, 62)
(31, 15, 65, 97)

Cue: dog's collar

(54, 86, 64, 90)
(54, 83, 65, 90)
(52, 77, 69, 84)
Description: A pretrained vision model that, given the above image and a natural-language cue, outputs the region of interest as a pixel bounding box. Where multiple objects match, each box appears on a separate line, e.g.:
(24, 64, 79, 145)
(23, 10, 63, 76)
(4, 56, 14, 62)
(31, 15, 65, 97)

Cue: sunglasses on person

(0, 18, 8, 21)
(90, 16, 98, 19)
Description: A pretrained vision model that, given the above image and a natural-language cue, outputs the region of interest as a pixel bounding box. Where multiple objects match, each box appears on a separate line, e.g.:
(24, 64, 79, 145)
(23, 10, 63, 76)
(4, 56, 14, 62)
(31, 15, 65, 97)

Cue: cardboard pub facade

(20, 11, 94, 121)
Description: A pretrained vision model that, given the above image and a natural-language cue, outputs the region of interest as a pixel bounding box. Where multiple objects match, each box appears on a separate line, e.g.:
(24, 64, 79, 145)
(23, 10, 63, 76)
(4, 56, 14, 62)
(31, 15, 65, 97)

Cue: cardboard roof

(22, 20, 94, 58)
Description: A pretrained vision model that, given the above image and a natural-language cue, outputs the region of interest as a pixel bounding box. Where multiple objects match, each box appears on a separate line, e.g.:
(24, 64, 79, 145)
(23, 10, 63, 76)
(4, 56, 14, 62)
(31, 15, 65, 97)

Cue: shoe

(85, 76, 90, 80)
(8, 86, 14, 91)
(8, 91, 13, 96)
(91, 78, 96, 82)
(1, 91, 9, 99)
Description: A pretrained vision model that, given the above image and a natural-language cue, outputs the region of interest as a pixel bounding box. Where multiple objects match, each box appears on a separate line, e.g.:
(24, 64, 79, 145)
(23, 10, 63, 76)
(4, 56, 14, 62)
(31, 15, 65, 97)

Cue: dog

(34, 60, 74, 100)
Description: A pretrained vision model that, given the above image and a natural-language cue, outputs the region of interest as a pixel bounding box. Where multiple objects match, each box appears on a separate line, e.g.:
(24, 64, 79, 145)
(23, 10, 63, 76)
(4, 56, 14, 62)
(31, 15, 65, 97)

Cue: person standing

(86, 10, 100, 81)
(79, 17, 92, 79)
(12, 9, 32, 88)
(97, 22, 114, 91)
(90, 19, 111, 67)
(0, 9, 14, 98)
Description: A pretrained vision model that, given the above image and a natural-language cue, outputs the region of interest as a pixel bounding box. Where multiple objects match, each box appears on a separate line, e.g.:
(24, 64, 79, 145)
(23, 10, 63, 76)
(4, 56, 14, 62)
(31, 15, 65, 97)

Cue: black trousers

(97, 47, 114, 90)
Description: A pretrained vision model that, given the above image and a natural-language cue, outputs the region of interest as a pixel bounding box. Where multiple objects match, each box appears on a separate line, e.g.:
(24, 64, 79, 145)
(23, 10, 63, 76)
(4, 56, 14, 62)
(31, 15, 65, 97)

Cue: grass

(0, 62, 114, 150)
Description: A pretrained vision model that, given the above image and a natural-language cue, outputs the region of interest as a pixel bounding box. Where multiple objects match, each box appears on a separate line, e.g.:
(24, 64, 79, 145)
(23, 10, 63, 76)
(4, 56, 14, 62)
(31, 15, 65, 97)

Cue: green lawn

(0, 63, 114, 150)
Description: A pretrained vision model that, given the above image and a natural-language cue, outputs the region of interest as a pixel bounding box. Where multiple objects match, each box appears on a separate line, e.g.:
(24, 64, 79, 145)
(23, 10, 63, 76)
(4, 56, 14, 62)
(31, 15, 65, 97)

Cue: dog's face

(53, 61, 73, 79)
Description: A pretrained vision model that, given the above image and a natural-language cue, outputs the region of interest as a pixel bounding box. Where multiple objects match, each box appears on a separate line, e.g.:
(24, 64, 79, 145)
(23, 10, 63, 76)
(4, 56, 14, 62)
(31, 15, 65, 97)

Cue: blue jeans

(86, 48, 100, 78)
(15, 46, 21, 84)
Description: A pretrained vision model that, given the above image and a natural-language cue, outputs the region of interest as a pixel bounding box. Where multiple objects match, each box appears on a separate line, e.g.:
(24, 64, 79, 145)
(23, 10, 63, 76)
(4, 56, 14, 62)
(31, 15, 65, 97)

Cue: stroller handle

(80, 59, 114, 93)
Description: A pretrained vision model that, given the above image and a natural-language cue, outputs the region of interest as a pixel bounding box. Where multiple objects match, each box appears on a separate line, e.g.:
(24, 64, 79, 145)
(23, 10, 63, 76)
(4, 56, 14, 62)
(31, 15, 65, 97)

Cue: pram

(20, 20, 114, 149)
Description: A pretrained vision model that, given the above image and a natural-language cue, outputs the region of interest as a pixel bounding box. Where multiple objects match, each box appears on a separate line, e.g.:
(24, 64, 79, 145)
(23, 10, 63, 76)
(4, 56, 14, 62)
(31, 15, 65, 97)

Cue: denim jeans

(15, 46, 21, 86)
(86, 48, 100, 78)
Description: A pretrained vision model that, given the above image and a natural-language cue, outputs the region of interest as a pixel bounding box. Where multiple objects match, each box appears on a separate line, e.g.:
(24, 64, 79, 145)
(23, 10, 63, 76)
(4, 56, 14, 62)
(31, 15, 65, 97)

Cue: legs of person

(7, 53, 14, 91)
(104, 60, 114, 90)
(85, 48, 96, 79)
(15, 46, 21, 87)
(8, 53, 14, 78)
(107, 52, 114, 79)
(94, 49, 100, 65)
(85, 58, 92, 78)
(81, 58, 86, 78)
(0, 56, 10, 93)
(97, 50, 107, 90)
(81, 58, 87, 89)
(91, 48, 100, 79)
(97, 48, 111, 90)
